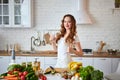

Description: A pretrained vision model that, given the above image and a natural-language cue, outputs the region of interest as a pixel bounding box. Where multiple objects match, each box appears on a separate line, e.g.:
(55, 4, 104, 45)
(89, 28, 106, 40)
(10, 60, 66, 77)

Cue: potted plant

(115, 0, 120, 8)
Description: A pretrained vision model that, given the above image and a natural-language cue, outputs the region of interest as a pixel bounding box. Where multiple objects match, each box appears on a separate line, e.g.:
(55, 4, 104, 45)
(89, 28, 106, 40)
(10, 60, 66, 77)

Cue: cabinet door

(26, 56, 45, 70)
(0, 0, 33, 28)
(13, 0, 33, 28)
(93, 58, 111, 75)
(111, 58, 120, 73)
(0, 56, 10, 74)
(44, 57, 57, 70)
(0, 0, 10, 27)
(72, 57, 94, 67)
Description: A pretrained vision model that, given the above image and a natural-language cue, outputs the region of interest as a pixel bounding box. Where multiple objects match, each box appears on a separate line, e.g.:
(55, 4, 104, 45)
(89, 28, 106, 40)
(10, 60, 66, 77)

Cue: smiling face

(63, 16, 72, 30)
(56, 14, 77, 43)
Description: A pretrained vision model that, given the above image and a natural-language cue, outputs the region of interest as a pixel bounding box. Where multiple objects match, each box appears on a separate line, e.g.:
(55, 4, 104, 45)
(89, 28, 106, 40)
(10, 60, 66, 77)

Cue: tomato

(23, 71, 28, 76)
(18, 72, 23, 77)
(40, 75, 47, 80)
(21, 75, 25, 80)
(7, 71, 13, 75)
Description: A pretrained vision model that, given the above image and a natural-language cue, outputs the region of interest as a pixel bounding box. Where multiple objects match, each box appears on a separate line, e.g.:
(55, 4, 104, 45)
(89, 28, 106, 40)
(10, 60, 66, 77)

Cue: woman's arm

(67, 42, 83, 56)
(51, 40, 57, 52)
(73, 42, 83, 56)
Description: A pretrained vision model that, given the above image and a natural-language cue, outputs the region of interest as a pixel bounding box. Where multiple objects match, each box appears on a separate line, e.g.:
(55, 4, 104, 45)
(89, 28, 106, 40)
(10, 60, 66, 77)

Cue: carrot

(4, 75, 18, 80)
(4, 77, 18, 80)
(4, 75, 16, 78)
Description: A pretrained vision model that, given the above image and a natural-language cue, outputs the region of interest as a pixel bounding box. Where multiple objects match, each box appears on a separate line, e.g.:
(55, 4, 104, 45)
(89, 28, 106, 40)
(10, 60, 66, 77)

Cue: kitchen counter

(0, 50, 120, 58)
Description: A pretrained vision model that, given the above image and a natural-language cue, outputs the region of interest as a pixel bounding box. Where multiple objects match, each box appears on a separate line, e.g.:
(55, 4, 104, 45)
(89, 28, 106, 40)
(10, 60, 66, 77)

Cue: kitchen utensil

(82, 49, 93, 55)
(49, 66, 56, 74)
(97, 41, 106, 52)
(107, 49, 118, 54)
(33, 38, 41, 46)
(82, 49, 92, 53)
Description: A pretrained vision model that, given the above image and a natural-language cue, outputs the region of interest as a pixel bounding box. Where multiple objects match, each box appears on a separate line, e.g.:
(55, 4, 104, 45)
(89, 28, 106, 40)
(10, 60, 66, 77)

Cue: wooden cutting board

(45, 67, 68, 73)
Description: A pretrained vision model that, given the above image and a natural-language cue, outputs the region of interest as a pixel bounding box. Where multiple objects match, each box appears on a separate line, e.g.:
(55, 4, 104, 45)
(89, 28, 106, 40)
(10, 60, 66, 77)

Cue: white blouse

(54, 35, 80, 68)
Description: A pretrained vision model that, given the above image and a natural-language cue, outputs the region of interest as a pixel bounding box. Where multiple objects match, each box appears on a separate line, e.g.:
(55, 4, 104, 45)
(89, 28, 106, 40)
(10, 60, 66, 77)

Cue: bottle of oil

(9, 48, 16, 65)
(32, 57, 40, 76)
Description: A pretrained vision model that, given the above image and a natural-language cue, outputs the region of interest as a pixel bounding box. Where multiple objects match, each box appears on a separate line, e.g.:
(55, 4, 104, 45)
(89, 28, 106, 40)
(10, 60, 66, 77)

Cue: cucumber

(26, 72, 35, 78)
(0, 72, 7, 77)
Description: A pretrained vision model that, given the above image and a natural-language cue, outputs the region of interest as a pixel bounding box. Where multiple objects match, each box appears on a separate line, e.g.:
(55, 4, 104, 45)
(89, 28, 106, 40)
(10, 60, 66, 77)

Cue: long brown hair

(56, 14, 77, 44)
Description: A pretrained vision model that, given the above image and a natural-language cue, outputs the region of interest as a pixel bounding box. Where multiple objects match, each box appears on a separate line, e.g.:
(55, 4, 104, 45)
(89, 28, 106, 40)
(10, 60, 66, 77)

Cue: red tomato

(40, 75, 47, 80)
(21, 75, 25, 80)
(7, 71, 13, 75)
(23, 71, 28, 76)
(18, 72, 23, 77)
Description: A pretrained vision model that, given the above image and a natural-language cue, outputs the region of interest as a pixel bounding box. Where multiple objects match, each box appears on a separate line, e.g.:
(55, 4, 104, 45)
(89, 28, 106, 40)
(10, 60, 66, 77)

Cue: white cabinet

(0, 56, 10, 74)
(44, 57, 57, 70)
(111, 58, 120, 73)
(0, 0, 33, 28)
(93, 58, 111, 75)
(72, 57, 94, 67)
(26, 56, 45, 70)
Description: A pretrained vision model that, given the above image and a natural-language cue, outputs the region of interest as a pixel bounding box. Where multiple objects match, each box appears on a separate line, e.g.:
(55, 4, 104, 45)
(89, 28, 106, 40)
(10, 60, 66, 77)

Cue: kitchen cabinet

(72, 57, 94, 67)
(111, 58, 120, 73)
(26, 56, 45, 70)
(93, 58, 111, 75)
(0, 56, 10, 74)
(44, 57, 57, 70)
(0, 0, 33, 28)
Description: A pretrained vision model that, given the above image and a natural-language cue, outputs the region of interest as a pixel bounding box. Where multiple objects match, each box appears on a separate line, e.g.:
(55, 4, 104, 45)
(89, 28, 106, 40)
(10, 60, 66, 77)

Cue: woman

(50, 14, 83, 68)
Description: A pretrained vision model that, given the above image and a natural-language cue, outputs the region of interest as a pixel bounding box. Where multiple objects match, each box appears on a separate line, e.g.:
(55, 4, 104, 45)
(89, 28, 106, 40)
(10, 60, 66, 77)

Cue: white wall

(0, 0, 120, 51)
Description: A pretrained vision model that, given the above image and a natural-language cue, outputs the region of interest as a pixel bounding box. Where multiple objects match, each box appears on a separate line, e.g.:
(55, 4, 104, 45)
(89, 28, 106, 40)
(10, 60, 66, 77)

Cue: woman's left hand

(67, 46, 73, 53)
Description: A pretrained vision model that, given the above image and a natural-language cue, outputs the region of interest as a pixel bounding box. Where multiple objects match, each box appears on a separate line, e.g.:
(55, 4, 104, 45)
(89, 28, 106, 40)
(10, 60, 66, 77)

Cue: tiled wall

(0, 0, 120, 52)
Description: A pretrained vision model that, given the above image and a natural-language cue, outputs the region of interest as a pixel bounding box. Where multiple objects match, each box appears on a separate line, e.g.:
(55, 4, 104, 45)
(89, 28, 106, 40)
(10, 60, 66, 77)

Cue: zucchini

(26, 72, 35, 78)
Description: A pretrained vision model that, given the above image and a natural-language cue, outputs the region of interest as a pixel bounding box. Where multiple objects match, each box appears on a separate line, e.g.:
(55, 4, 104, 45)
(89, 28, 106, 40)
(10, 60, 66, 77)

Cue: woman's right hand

(49, 34, 56, 45)
(49, 34, 57, 51)
(50, 34, 55, 41)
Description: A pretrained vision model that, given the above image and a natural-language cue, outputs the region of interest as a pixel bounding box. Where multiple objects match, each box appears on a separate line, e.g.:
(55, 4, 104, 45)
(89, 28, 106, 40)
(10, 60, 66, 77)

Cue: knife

(49, 66, 56, 74)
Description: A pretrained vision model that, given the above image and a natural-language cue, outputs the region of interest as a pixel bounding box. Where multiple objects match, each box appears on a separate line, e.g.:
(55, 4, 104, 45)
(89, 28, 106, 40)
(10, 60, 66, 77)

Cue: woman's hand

(49, 34, 57, 51)
(49, 34, 55, 41)
(67, 46, 73, 53)
(49, 34, 56, 44)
